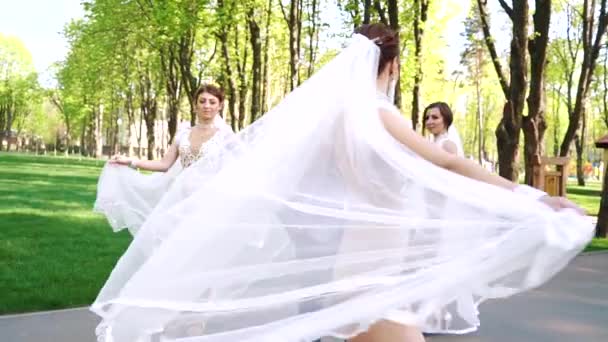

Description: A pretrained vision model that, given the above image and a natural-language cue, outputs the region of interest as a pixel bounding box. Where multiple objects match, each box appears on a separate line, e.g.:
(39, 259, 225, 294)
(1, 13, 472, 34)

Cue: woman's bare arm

(110, 144, 179, 172)
(379, 109, 516, 191)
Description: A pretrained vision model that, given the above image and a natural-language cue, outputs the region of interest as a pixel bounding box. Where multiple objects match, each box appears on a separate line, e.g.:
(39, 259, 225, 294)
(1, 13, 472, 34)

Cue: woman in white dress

(423, 102, 464, 157)
(91, 24, 591, 342)
(94, 84, 233, 236)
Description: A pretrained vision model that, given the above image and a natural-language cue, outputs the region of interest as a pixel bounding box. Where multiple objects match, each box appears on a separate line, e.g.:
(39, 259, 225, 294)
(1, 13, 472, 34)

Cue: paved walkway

(1, 253, 607, 342)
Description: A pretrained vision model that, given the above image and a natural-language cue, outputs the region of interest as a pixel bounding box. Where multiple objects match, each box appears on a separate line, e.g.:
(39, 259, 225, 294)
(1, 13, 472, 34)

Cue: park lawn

(567, 181, 606, 252)
(586, 238, 608, 252)
(0, 153, 605, 314)
(567, 180, 601, 216)
(0, 153, 130, 314)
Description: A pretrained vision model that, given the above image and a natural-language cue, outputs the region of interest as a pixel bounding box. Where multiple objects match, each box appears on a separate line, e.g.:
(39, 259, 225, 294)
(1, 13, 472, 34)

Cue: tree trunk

(235, 24, 249, 130)
(137, 109, 144, 159)
(249, 11, 262, 124)
(522, 0, 551, 185)
(560, 0, 608, 162)
(79, 114, 87, 156)
(282, 0, 302, 90)
(307, 0, 320, 78)
(363, 0, 371, 24)
(220, 28, 238, 131)
(261, 0, 273, 115)
(387, 0, 401, 108)
(478, 0, 529, 181)
(178, 30, 199, 126)
(1, 103, 15, 152)
(496, 101, 521, 181)
(476, 75, 483, 163)
(145, 104, 157, 161)
(597, 161, 608, 237)
(160, 49, 181, 144)
(575, 138, 584, 185)
(139, 71, 157, 160)
(411, 0, 429, 130)
(93, 104, 103, 159)
(552, 85, 562, 156)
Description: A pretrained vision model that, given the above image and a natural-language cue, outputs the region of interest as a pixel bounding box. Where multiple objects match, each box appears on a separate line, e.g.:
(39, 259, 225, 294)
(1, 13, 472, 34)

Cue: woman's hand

(538, 195, 586, 215)
(109, 155, 133, 167)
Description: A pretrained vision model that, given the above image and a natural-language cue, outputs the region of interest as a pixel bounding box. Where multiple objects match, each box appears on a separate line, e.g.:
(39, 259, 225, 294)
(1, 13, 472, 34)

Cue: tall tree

(281, 0, 303, 90)
(461, 7, 489, 163)
(248, 7, 263, 123)
(261, 0, 273, 115)
(523, 0, 551, 186)
(0, 35, 40, 151)
(478, 0, 551, 182)
(411, 0, 429, 130)
(559, 0, 608, 187)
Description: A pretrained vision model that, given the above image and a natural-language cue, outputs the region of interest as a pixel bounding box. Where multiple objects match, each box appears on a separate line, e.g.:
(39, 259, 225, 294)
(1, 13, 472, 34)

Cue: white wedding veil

(447, 124, 464, 157)
(91, 34, 593, 342)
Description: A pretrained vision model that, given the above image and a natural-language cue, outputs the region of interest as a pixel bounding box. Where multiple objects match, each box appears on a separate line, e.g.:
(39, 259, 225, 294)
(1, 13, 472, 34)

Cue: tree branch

(279, 0, 289, 23)
(498, 0, 514, 20)
(374, 0, 388, 26)
(477, 0, 510, 97)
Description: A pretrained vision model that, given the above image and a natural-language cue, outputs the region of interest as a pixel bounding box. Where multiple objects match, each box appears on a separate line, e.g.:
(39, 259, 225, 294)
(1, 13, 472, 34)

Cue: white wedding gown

(91, 35, 593, 342)
(94, 121, 233, 236)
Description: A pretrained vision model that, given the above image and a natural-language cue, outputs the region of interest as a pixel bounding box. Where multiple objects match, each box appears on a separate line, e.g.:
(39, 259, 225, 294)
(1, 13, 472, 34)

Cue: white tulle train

(91, 35, 593, 342)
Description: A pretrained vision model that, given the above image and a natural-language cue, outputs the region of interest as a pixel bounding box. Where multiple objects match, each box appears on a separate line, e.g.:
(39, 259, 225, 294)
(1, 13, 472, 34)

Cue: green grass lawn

(0, 153, 130, 314)
(566, 180, 606, 253)
(567, 180, 602, 216)
(0, 153, 605, 315)
(587, 238, 608, 252)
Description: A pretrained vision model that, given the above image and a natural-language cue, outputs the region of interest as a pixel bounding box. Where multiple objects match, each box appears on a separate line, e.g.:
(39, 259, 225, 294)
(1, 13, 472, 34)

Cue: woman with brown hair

(423, 102, 464, 157)
(94, 84, 233, 235)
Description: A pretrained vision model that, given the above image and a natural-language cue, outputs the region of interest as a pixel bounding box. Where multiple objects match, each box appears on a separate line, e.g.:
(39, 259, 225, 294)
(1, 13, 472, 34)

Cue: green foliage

(0, 34, 43, 142)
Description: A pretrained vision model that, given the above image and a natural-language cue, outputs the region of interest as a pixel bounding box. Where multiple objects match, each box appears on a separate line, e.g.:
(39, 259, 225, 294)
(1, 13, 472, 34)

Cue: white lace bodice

(176, 128, 227, 169)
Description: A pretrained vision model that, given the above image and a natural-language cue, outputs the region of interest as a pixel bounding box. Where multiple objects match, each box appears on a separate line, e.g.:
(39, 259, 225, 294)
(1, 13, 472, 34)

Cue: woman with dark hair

(423, 102, 464, 157)
(94, 84, 233, 235)
(92, 24, 591, 342)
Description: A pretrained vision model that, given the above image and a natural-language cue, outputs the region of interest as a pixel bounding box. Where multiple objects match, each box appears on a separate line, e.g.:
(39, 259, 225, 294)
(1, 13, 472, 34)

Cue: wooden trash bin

(532, 156, 570, 197)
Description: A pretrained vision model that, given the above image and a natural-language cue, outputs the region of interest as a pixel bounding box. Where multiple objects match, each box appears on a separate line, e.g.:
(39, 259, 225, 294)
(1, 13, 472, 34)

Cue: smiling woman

(94, 84, 235, 236)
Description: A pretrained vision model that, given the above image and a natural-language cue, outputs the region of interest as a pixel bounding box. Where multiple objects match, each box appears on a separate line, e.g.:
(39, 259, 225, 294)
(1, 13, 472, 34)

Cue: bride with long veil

(91, 24, 592, 342)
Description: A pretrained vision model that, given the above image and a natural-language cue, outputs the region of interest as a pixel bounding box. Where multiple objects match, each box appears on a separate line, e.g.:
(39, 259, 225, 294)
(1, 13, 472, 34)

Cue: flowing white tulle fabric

(94, 115, 233, 236)
(92, 35, 593, 342)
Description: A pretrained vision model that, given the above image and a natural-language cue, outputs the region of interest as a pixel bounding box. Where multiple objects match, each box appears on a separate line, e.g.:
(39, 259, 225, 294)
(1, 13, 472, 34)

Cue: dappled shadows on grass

(568, 186, 601, 197)
(0, 153, 130, 314)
